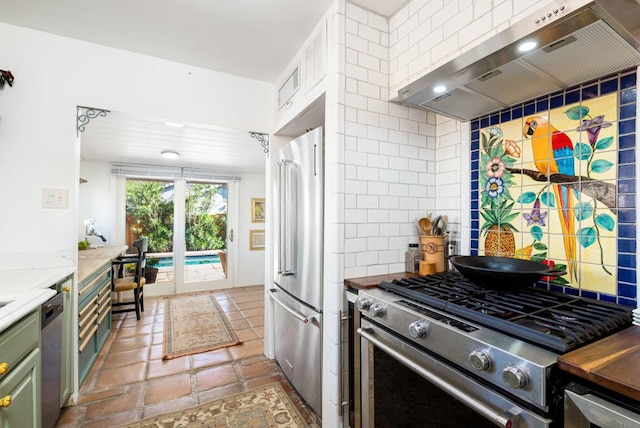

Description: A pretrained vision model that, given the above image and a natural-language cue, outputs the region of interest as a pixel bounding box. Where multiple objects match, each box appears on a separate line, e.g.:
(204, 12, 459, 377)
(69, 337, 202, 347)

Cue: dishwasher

(41, 292, 64, 428)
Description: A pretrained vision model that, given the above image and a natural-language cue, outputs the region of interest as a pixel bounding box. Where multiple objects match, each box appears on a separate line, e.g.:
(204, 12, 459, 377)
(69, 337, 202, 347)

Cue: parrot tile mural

(470, 69, 637, 306)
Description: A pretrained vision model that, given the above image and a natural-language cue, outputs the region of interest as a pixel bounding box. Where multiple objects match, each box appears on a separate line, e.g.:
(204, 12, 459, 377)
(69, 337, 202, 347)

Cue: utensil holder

(420, 235, 446, 273)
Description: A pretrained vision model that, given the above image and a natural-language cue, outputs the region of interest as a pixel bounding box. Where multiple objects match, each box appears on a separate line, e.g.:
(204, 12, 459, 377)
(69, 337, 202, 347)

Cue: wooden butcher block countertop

(557, 326, 640, 401)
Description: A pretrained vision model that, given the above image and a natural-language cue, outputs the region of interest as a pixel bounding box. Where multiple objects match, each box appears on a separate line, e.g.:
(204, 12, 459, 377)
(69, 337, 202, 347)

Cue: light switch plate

(42, 188, 68, 209)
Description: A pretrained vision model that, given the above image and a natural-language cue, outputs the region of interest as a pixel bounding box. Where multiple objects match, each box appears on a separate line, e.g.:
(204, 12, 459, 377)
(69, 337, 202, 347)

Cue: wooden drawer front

(78, 266, 110, 304)
(0, 312, 38, 382)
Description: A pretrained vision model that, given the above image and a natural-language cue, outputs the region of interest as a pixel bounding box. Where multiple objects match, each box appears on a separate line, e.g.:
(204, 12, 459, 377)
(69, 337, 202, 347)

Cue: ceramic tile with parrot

(472, 78, 627, 297)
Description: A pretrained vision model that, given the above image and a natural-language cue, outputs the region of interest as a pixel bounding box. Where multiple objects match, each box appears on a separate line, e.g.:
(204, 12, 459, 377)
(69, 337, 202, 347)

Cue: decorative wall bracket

(250, 132, 269, 155)
(77, 106, 110, 136)
(0, 70, 14, 88)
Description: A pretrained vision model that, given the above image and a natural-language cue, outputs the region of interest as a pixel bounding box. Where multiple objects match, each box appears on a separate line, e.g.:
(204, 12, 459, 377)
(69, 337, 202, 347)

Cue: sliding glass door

(124, 178, 230, 291)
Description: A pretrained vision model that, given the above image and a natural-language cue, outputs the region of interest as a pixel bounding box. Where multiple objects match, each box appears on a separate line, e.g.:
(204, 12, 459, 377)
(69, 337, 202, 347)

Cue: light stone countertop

(0, 266, 75, 333)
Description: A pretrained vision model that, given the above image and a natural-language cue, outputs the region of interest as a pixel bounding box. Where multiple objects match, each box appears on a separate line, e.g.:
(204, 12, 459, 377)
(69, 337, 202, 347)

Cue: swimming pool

(154, 254, 220, 268)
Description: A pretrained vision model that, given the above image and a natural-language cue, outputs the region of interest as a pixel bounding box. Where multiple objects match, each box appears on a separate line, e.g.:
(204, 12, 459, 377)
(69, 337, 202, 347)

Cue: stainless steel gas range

(354, 272, 632, 428)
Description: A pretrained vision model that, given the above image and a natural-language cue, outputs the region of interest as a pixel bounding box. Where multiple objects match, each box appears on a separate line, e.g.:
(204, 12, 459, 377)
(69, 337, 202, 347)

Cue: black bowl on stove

(448, 255, 566, 289)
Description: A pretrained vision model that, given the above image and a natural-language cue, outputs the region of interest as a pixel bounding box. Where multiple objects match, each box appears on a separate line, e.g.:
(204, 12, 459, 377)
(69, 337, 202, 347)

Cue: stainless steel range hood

(392, 0, 640, 121)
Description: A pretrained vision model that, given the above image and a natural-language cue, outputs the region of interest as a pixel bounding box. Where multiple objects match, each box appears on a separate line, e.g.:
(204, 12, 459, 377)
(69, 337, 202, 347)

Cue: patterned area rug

(122, 383, 312, 428)
(163, 292, 240, 359)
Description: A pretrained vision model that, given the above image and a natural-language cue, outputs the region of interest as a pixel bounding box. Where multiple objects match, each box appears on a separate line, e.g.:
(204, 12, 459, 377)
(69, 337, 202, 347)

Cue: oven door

(564, 385, 640, 428)
(358, 318, 553, 428)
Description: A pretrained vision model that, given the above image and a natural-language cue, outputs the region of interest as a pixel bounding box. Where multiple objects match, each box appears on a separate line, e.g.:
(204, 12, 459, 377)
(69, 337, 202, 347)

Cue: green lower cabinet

(0, 311, 41, 428)
(58, 277, 73, 407)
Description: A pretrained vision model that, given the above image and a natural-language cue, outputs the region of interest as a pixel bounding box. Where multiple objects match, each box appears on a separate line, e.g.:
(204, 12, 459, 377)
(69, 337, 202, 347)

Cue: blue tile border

(470, 69, 638, 307)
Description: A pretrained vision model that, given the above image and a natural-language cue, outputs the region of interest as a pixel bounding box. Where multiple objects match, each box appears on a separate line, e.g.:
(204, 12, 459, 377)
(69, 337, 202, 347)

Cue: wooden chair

(112, 237, 148, 320)
(218, 250, 227, 277)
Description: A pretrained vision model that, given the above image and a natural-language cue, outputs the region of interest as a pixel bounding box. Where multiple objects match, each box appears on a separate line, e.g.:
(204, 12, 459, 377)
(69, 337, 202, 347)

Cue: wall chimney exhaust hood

(392, 0, 640, 121)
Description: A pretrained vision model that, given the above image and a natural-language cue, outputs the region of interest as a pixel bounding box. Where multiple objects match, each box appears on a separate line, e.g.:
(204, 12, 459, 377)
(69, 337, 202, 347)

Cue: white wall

(78, 162, 115, 246)
(236, 173, 267, 286)
(0, 22, 272, 258)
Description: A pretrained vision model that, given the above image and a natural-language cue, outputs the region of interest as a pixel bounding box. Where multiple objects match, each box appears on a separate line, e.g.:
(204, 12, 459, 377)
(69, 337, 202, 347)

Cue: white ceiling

(1, 0, 407, 173)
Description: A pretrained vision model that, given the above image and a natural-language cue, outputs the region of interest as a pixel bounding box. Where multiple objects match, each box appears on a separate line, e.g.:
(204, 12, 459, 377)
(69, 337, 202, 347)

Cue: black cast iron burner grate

(378, 271, 632, 353)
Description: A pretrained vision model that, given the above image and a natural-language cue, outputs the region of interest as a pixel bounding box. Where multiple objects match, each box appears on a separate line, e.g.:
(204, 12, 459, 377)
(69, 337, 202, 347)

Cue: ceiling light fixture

(517, 40, 538, 52)
(161, 150, 180, 159)
(433, 84, 447, 94)
(164, 121, 184, 128)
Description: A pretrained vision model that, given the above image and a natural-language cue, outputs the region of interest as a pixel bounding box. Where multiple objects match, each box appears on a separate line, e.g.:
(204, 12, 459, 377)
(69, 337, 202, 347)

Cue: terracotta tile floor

(56, 285, 318, 427)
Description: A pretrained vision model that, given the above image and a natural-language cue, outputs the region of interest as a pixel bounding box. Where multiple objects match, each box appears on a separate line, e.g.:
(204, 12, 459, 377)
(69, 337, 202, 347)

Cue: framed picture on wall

(249, 229, 265, 250)
(251, 198, 265, 222)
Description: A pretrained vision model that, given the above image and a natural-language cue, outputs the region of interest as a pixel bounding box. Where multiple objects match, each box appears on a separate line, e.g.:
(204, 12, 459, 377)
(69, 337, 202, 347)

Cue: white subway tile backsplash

(379, 168, 400, 183)
(367, 237, 389, 251)
(346, 62, 368, 81)
(380, 32, 389, 48)
(379, 115, 400, 131)
(408, 159, 427, 173)
(346, 93, 368, 111)
(344, 252, 356, 268)
(359, 23, 381, 44)
(379, 141, 400, 156)
(389, 156, 409, 171)
(389, 129, 408, 144)
(345, 150, 367, 166)
(368, 209, 389, 223)
(379, 196, 400, 209)
(345, 106, 357, 122)
(346, 47, 358, 65)
(357, 223, 380, 237)
(368, 41, 388, 61)
(345, 194, 357, 209)
(399, 144, 419, 159)
(389, 236, 410, 250)
(389, 183, 409, 197)
(357, 138, 380, 154)
(408, 132, 427, 147)
(378, 249, 400, 263)
(357, 166, 379, 181)
(397, 12, 419, 41)
(356, 251, 378, 266)
(346, 179, 368, 195)
(346, 32, 369, 53)
(368, 69, 388, 88)
(345, 17, 358, 35)
(431, 33, 460, 65)
(346, 136, 358, 151)
(443, 4, 473, 39)
(399, 170, 419, 184)
(409, 184, 427, 198)
(358, 81, 381, 99)
(367, 125, 389, 142)
(474, 0, 492, 18)
(408, 108, 427, 123)
(380, 223, 400, 236)
(399, 118, 420, 134)
(367, 98, 389, 115)
(367, 181, 389, 197)
(397, 44, 420, 71)
(408, 17, 432, 47)
(368, 12, 388, 32)
(389, 5, 409, 31)
(419, 122, 436, 137)
(345, 2, 368, 24)
(388, 102, 409, 119)
(418, 147, 435, 161)
(367, 264, 390, 276)
(357, 109, 380, 126)
(345, 121, 368, 138)
(345, 236, 367, 253)
(359, 52, 381, 71)
(346, 77, 358, 93)
(492, 1, 513, 28)
(368, 154, 389, 169)
(432, 1, 459, 29)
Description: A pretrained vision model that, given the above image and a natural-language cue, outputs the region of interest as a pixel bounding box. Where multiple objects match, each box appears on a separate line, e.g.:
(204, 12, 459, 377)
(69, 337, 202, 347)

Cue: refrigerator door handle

(268, 288, 315, 324)
(279, 159, 296, 276)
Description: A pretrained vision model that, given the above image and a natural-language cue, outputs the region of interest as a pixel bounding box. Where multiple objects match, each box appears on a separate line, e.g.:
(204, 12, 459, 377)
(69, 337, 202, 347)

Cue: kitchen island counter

(77, 245, 127, 285)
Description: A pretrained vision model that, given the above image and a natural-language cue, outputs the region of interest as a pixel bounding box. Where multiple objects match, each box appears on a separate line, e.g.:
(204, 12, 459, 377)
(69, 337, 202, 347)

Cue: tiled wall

(342, 3, 437, 279)
(470, 70, 638, 307)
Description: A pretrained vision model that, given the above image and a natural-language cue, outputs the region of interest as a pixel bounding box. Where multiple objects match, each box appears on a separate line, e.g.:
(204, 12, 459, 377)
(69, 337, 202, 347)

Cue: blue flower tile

(617, 209, 635, 224)
(618, 297, 636, 307)
(600, 78, 619, 94)
(480, 117, 490, 128)
(619, 134, 635, 150)
(490, 114, 500, 126)
(471, 230, 479, 240)
(618, 268, 636, 284)
(471, 150, 479, 160)
(471, 129, 480, 141)
(617, 282, 636, 298)
(619, 164, 635, 179)
(618, 224, 636, 239)
(600, 293, 616, 303)
(500, 110, 511, 123)
(621, 88, 637, 104)
(618, 193, 636, 209)
(618, 179, 635, 193)
(512, 106, 523, 119)
(536, 98, 549, 112)
(619, 148, 635, 164)
(471, 120, 480, 131)
(471, 170, 479, 181)
(471, 210, 479, 220)
(620, 104, 636, 120)
(621, 72, 637, 89)
(565, 89, 580, 104)
(471, 201, 478, 210)
(619, 119, 636, 135)
(581, 290, 598, 300)
(582, 84, 598, 100)
(565, 287, 579, 296)
(618, 239, 636, 253)
(523, 102, 535, 115)
(618, 253, 636, 268)
(549, 284, 563, 293)
(550, 94, 564, 108)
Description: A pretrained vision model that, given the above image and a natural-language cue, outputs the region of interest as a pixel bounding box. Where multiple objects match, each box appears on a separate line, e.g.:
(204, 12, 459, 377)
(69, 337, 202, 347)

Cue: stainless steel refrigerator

(269, 127, 323, 418)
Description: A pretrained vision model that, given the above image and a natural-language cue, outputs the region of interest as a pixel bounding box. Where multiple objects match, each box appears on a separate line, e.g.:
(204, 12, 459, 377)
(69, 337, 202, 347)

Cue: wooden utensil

(419, 217, 432, 235)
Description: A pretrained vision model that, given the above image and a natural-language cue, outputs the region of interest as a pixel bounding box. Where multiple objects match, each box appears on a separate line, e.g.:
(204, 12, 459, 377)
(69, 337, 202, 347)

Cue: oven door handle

(358, 327, 520, 428)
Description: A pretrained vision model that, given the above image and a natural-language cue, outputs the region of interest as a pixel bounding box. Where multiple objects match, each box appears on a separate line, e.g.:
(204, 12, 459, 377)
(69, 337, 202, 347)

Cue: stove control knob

(369, 303, 387, 318)
(502, 365, 528, 389)
(409, 320, 429, 338)
(356, 297, 372, 311)
(469, 350, 491, 371)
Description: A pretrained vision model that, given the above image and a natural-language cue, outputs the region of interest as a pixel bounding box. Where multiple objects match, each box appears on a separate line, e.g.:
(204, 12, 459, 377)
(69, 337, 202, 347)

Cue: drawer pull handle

(0, 363, 8, 375)
(0, 396, 11, 407)
(62, 285, 71, 292)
